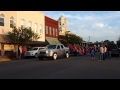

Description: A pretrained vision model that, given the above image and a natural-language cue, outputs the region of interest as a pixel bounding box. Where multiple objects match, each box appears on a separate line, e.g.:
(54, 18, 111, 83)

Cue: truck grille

(26, 52, 30, 55)
(40, 52, 46, 54)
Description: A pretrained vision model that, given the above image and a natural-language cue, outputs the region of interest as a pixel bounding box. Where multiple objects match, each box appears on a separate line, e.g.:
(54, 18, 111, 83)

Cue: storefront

(46, 37, 61, 44)
(0, 34, 17, 56)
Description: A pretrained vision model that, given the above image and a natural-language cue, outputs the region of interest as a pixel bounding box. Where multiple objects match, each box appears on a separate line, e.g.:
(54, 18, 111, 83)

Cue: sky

(43, 11, 120, 43)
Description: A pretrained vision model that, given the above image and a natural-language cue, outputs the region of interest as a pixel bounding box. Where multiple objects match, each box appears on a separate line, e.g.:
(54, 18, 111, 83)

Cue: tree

(65, 33, 83, 44)
(117, 36, 120, 48)
(8, 27, 40, 45)
(104, 40, 115, 45)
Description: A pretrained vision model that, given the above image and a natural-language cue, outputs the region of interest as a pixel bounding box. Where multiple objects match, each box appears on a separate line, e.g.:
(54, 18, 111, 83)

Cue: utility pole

(65, 31, 70, 44)
(88, 36, 90, 43)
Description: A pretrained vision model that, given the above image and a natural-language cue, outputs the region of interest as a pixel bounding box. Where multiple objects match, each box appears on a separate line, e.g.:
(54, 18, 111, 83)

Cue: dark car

(109, 44, 120, 57)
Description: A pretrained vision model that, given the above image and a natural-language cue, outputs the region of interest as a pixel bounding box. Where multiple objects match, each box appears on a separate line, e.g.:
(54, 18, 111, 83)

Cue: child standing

(91, 48, 95, 61)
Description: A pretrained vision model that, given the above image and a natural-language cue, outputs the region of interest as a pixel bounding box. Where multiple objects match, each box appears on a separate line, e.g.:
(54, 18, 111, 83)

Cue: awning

(26, 41, 49, 46)
(0, 34, 12, 43)
(46, 37, 61, 44)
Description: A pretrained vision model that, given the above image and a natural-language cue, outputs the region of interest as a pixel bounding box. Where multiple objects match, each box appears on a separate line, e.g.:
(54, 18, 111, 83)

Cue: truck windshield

(109, 44, 118, 49)
(31, 47, 38, 50)
(46, 45, 56, 49)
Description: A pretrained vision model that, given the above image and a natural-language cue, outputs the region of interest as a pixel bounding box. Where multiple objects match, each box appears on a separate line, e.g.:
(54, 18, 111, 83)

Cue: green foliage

(103, 40, 115, 45)
(65, 34, 83, 44)
(117, 36, 120, 48)
(8, 27, 40, 45)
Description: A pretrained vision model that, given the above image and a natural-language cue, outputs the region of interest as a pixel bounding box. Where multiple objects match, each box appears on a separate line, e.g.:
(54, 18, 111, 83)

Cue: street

(0, 53, 120, 79)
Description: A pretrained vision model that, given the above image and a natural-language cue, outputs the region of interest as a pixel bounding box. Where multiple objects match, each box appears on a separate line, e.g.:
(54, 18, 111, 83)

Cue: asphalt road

(0, 53, 120, 79)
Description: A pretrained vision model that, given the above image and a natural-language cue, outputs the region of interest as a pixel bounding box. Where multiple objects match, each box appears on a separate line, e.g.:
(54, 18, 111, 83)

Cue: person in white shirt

(18, 45, 22, 60)
(103, 45, 107, 60)
(99, 44, 104, 61)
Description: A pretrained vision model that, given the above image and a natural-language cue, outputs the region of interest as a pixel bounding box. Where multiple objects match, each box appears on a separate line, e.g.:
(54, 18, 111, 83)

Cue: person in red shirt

(73, 44, 78, 56)
(0, 50, 1, 56)
(22, 46, 26, 59)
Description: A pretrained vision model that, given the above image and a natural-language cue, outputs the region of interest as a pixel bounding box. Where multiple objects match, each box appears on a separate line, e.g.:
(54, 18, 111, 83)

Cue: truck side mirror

(57, 46, 60, 49)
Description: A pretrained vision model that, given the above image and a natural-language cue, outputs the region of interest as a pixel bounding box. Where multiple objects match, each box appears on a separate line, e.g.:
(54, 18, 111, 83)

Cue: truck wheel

(35, 53, 38, 58)
(65, 53, 69, 58)
(53, 53, 57, 60)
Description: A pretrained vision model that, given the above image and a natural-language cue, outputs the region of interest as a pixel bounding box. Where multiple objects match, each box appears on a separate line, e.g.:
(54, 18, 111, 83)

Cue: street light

(88, 36, 90, 43)
(65, 31, 70, 44)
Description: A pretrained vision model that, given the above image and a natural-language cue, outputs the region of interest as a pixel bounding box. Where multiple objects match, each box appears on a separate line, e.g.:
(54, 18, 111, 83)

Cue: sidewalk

(0, 56, 11, 62)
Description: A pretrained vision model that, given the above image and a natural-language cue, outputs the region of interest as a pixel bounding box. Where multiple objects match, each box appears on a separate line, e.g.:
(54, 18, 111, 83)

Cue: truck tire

(53, 53, 57, 60)
(65, 53, 69, 58)
(35, 53, 38, 58)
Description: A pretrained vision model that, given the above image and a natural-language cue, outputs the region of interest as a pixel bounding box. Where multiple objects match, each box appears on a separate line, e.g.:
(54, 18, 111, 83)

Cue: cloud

(44, 11, 120, 43)
(94, 23, 105, 28)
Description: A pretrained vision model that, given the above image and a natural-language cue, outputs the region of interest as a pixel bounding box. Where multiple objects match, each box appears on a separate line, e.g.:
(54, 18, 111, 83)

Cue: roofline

(32, 11, 44, 15)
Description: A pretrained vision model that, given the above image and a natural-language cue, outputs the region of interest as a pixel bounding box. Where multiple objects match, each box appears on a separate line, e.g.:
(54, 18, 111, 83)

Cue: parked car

(24, 47, 45, 58)
(109, 44, 120, 57)
(38, 44, 70, 60)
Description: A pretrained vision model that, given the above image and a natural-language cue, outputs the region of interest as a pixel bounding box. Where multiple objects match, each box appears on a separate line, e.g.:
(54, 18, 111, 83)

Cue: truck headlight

(46, 50, 48, 53)
(49, 50, 53, 56)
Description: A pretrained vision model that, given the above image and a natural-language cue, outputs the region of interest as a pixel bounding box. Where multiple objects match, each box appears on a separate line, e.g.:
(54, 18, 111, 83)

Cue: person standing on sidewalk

(104, 45, 107, 60)
(99, 44, 104, 61)
(18, 45, 22, 60)
(22, 46, 25, 59)
(91, 47, 95, 61)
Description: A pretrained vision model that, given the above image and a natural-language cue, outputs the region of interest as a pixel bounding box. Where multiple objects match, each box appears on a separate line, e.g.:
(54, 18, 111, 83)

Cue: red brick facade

(45, 16, 59, 38)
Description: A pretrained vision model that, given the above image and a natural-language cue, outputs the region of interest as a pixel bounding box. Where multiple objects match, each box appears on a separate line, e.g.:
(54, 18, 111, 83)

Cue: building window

(0, 14, 5, 26)
(28, 21, 32, 29)
(46, 26, 48, 34)
(40, 24, 43, 34)
(0, 18, 4, 26)
(10, 16, 14, 28)
(51, 27, 53, 35)
(49, 27, 52, 35)
(10, 20, 14, 28)
(53, 28, 55, 36)
(34, 23, 38, 33)
(21, 19, 25, 29)
(56, 29, 58, 36)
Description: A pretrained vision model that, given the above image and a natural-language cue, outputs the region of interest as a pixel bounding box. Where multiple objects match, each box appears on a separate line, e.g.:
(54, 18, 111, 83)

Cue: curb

(0, 58, 11, 62)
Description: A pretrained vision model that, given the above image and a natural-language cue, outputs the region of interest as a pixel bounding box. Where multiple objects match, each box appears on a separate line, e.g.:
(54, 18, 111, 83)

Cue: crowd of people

(68, 44, 86, 56)
(0, 42, 113, 61)
(98, 44, 111, 61)
(67, 43, 96, 56)
(18, 45, 26, 60)
(67, 43, 112, 61)
(16, 43, 112, 61)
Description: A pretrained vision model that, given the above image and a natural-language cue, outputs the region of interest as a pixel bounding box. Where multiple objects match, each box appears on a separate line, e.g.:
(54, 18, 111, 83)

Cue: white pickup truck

(24, 47, 45, 58)
(38, 44, 70, 60)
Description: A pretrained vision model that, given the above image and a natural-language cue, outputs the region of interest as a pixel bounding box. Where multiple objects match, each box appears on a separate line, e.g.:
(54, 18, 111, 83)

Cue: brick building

(45, 16, 61, 44)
